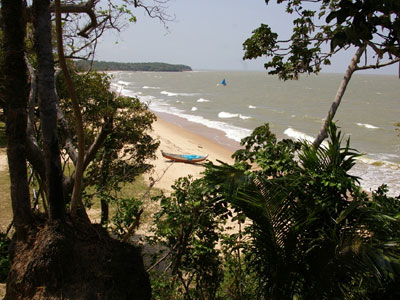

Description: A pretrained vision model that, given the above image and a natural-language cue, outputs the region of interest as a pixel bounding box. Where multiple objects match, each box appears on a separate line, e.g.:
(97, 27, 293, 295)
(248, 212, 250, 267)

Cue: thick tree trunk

(2, 0, 33, 234)
(33, 0, 65, 221)
(312, 46, 365, 148)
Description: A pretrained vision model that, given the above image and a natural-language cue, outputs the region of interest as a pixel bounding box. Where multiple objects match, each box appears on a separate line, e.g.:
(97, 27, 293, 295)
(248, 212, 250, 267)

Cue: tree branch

(313, 46, 365, 148)
(24, 57, 47, 183)
(83, 115, 114, 170)
(62, 116, 115, 197)
(50, 0, 98, 38)
(134, 0, 174, 25)
(55, 0, 86, 219)
(355, 57, 400, 71)
(122, 208, 143, 243)
(146, 242, 178, 273)
(57, 104, 78, 164)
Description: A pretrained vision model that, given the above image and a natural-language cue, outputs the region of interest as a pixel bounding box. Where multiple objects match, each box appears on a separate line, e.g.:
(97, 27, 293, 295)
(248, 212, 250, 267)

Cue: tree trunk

(54, 0, 87, 220)
(2, 0, 33, 234)
(101, 198, 109, 226)
(33, 0, 65, 221)
(312, 46, 365, 148)
(100, 139, 113, 226)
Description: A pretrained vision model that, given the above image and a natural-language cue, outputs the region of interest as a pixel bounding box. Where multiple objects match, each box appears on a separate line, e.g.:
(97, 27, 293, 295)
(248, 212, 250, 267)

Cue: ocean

(109, 70, 400, 196)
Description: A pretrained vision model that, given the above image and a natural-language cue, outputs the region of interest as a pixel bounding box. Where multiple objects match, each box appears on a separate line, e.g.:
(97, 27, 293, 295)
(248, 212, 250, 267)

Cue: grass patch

(85, 175, 164, 228)
(0, 123, 6, 148)
(0, 150, 11, 231)
(119, 176, 164, 226)
(120, 175, 163, 199)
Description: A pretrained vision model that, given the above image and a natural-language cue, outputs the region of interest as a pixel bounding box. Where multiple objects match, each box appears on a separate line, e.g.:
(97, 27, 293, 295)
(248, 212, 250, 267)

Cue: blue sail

(221, 79, 227, 86)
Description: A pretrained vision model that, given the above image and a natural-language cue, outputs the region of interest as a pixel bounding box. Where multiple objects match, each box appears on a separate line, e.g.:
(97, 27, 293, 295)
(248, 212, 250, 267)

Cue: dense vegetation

(75, 60, 193, 72)
(148, 121, 400, 300)
(55, 70, 159, 226)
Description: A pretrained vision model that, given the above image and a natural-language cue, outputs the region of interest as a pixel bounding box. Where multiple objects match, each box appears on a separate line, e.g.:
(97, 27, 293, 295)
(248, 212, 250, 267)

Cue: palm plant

(204, 121, 400, 299)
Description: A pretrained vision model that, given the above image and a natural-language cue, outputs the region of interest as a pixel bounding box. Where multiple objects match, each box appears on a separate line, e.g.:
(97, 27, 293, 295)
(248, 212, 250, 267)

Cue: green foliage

(74, 60, 192, 72)
(218, 232, 259, 300)
(148, 120, 400, 299)
(56, 70, 159, 213)
(204, 121, 400, 299)
(0, 232, 10, 282)
(84, 95, 159, 190)
(243, 0, 400, 80)
(111, 196, 143, 238)
(326, 0, 400, 54)
(148, 270, 181, 300)
(233, 123, 301, 177)
(298, 123, 361, 198)
(150, 176, 228, 300)
(149, 175, 262, 300)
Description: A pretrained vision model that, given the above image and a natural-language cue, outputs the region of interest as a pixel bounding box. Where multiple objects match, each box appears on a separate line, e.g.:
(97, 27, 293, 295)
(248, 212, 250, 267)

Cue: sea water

(109, 70, 400, 196)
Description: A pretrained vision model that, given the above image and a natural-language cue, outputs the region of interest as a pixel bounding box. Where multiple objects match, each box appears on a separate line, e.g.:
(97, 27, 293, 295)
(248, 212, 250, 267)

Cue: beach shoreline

(145, 111, 239, 191)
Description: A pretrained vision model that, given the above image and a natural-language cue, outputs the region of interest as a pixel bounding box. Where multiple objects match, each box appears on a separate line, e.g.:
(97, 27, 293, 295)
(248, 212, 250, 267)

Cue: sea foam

(349, 160, 400, 197)
(153, 106, 251, 142)
(219, 112, 238, 118)
(284, 128, 315, 144)
(112, 83, 142, 98)
(218, 112, 251, 120)
(356, 123, 379, 129)
(161, 91, 198, 97)
(117, 80, 130, 86)
(197, 98, 211, 102)
(117, 88, 251, 142)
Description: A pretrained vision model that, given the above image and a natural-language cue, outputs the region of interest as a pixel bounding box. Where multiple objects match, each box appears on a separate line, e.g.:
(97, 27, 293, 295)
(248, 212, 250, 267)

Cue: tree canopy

(243, 0, 399, 148)
(244, 0, 400, 80)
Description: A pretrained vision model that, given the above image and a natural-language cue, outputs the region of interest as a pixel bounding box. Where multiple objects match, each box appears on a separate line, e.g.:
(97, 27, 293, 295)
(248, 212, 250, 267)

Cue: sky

(95, 0, 398, 75)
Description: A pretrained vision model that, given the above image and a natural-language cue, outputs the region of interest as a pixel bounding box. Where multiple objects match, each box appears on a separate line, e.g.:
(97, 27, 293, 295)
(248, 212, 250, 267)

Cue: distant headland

(74, 60, 192, 72)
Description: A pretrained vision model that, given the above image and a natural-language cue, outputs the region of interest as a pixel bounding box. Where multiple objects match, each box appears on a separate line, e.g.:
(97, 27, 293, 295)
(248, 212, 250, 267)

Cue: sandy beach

(145, 113, 239, 191)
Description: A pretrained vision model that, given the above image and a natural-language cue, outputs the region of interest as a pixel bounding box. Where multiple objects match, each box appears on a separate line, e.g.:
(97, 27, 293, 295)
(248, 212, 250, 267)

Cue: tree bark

(54, 0, 87, 220)
(2, 0, 33, 234)
(100, 198, 109, 226)
(33, 0, 65, 221)
(25, 57, 47, 186)
(99, 136, 113, 226)
(312, 46, 365, 148)
(61, 115, 114, 196)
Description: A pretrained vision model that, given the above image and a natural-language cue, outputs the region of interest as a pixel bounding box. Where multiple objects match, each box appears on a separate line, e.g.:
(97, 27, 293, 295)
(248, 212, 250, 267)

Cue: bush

(0, 232, 10, 282)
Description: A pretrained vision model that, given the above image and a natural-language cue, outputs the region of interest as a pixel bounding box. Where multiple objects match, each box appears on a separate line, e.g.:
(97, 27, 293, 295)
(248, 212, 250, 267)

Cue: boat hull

(161, 151, 208, 163)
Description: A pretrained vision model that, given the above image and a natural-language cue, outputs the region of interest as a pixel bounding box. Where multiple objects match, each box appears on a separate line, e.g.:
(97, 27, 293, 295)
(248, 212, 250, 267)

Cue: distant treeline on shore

(74, 60, 193, 72)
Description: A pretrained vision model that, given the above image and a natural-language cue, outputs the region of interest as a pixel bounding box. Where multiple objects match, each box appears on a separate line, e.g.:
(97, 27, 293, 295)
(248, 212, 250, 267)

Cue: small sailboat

(161, 150, 208, 163)
(221, 78, 227, 86)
